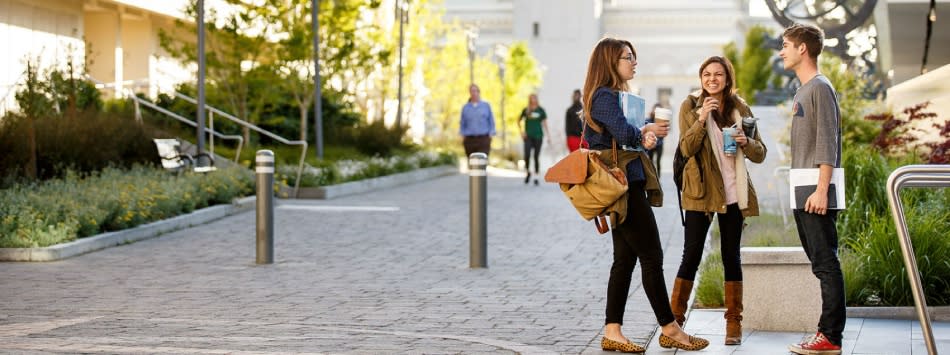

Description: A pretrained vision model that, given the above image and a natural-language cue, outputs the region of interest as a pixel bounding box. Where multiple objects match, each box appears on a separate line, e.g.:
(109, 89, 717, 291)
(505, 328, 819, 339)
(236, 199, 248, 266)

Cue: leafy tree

(819, 54, 876, 144)
(723, 25, 774, 104)
(501, 42, 542, 142)
(159, 0, 389, 147)
(159, 2, 281, 144)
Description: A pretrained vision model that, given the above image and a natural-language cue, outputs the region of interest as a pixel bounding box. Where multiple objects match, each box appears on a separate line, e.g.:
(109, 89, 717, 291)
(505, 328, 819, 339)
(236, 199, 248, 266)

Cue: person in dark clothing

(519, 93, 549, 185)
(565, 89, 584, 152)
(581, 36, 709, 353)
(645, 103, 665, 176)
(781, 22, 847, 355)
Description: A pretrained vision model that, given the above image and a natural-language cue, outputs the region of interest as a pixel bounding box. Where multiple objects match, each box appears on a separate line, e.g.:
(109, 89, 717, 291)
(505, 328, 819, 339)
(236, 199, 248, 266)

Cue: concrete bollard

(468, 152, 487, 268)
(256, 150, 274, 264)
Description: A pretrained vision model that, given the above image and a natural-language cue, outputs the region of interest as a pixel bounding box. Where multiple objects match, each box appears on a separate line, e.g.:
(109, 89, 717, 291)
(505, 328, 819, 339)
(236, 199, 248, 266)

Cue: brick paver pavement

(1, 166, 689, 354)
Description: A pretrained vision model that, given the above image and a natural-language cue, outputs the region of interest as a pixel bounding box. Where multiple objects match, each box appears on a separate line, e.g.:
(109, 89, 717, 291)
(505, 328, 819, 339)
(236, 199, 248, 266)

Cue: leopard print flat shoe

(658, 333, 710, 351)
(601, 337, 645, 353)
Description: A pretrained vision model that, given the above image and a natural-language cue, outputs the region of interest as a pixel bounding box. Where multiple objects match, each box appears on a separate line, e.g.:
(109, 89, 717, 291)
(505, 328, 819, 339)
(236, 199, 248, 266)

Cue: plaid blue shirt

(583, 87, 646, 182)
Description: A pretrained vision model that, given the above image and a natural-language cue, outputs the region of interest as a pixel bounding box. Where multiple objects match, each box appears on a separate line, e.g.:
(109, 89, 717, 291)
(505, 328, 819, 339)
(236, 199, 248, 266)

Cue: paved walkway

(3, 167, 947, 354)
(3, 105, 950, 353)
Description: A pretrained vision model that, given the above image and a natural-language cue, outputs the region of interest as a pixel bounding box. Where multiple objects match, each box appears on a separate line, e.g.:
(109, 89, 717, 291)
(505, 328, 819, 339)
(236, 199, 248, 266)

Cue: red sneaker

(788, 332, 842, 355)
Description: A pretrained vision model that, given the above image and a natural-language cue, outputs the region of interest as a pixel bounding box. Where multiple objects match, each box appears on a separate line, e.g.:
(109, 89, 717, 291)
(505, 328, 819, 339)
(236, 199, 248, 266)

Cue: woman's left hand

(643, 131, 657, 150)
(735, 129, 748, 147)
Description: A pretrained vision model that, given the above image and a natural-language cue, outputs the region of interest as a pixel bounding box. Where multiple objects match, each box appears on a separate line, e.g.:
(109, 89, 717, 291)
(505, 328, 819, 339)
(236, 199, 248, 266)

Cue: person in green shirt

(519, 93, 550, 185)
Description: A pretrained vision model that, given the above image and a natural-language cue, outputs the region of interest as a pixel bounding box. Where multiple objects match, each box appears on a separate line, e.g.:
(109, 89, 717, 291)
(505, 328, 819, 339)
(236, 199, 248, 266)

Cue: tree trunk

(26, 115, 37, 179)
(299, 105, 308, 142)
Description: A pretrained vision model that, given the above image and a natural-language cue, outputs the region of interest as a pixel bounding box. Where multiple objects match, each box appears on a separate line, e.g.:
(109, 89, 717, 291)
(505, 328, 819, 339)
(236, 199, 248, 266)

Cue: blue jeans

(793, 209, 846, 346)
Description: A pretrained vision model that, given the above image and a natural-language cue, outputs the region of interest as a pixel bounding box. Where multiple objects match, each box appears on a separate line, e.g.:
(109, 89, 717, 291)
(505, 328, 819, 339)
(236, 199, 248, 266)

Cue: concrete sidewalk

(1, 167, 948, 354)
(649, 309, 950, 355)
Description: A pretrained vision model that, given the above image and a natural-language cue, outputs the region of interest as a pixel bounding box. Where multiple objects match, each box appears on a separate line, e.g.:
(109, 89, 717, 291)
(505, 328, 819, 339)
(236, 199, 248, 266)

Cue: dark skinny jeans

(523, 136, 543, 174)
(676, 203, 744, 281)
(794, 209, 846, 346)
(605, 181, 675, 326)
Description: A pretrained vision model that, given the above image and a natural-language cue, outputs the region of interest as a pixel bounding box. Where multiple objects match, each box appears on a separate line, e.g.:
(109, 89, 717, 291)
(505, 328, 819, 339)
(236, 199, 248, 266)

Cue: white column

(114, 6, 124, 98)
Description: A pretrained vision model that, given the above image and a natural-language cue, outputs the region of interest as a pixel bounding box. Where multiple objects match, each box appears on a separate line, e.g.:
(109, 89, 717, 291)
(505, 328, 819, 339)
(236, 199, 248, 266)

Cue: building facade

(442, 0, 773, 146)
(0, 0, 193, 114)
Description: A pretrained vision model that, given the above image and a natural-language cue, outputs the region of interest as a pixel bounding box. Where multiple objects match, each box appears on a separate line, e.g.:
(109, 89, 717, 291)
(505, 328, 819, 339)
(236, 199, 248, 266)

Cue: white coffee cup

(654, 107, 672, 125)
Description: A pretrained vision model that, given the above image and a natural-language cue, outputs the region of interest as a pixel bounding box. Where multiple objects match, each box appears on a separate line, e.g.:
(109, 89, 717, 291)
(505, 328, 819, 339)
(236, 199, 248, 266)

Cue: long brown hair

(699, 56, 738, 129)
(582, 37, 635, 132)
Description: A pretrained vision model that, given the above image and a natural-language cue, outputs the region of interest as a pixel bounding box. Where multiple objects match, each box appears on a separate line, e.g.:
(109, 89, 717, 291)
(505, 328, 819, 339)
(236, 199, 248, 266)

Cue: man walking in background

(780, 22, 846, 355)
(460, 84, 496, 158)
(565, 89, 583, 152)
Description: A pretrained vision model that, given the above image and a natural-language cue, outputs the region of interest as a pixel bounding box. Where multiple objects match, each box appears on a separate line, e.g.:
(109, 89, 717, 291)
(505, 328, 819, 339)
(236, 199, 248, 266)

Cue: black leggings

(605, 181, 675, 326)
(523, 137, 542, 173)
(676, 204, 744, 282)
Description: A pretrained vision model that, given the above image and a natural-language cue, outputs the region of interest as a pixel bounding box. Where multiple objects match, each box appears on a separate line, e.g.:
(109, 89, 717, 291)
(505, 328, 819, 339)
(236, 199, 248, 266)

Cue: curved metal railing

(172, 92, 308, 198)
(886, 164, 950, 355)
(88, 77, 244, 163)
(125, 90, 244, 163)
(88, 75, 308, 197)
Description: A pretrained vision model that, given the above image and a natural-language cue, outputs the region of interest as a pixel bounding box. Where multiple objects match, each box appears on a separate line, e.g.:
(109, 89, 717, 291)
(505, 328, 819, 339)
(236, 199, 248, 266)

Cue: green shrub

(0, 165, 253, 248)
(845, 202, 950, 306)
(836, 143, 950, 306)
(343, 120, 412, 156)
(278, 149, 455, 188)
(695, 250, 724, 308)
(0, 110, 158, 183)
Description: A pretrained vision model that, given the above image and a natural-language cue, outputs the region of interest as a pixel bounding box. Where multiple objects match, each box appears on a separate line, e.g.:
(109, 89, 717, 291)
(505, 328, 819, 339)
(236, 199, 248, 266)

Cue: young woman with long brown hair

(670, 55, 767, 345)
(582, 37, 709, 353)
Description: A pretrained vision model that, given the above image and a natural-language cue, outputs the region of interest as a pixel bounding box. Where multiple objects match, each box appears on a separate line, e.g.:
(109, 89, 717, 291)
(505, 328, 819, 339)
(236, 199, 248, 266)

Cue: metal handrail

(773, 166, 791, 226)
(87, 76, 244, 163)
(172, 92, 308, 198)
(87, 75, 308, 197)
(886, 164, 950, 355)
(125, 90, 244, 163)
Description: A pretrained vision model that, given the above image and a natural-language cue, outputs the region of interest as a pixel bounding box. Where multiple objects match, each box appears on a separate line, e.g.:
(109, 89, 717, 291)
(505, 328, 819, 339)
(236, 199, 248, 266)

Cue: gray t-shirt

(790, 74, 841, 169)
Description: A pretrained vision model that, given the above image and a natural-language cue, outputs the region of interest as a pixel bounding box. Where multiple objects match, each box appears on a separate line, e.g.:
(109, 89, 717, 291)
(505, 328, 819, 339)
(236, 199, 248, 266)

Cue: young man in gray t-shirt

(780, 23, 846, 355)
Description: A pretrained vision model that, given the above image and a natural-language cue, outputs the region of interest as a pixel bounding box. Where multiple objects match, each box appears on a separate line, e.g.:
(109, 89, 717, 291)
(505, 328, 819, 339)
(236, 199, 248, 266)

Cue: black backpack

(672, 143, 701, 226)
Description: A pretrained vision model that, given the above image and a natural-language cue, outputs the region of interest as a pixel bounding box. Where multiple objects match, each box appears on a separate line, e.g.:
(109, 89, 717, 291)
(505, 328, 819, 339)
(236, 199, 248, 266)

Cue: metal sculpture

(762, 0, 885, 100)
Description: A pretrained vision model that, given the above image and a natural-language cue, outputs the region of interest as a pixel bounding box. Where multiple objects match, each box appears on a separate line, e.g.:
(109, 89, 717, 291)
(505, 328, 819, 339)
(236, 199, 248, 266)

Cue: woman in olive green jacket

(669, 56, 767, 346)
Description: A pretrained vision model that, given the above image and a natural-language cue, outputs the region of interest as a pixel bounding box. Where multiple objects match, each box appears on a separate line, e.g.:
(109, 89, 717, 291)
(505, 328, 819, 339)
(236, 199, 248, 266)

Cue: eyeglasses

(619, 55, 635, 63)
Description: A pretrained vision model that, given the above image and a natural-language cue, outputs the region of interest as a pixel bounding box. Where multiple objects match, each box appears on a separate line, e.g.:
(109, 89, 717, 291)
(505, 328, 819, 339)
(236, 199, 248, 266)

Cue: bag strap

(611, 139, 619, 169)
(594, 215, 610, 234)
(580, 116, 589, 149)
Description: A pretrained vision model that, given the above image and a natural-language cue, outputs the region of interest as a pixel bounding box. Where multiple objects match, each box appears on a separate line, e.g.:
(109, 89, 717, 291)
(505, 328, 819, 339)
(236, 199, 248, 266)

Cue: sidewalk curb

(847, 306, 950, 321)
(0, 196, 256, 262)
(288, 165, 459, 199)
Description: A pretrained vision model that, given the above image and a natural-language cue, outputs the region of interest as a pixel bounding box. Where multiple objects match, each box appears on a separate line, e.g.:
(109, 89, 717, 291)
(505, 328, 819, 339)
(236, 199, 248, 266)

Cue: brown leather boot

(724, 281, 743, 345)
(670, 277, 693, 326)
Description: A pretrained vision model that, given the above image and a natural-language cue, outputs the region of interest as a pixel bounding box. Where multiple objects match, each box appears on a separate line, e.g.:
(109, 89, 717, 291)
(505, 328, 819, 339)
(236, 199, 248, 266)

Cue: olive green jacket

(678, 91, 767, 217)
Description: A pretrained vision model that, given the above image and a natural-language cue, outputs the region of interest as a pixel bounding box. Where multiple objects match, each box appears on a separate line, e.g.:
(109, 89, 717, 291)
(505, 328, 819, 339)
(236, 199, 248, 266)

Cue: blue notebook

(618, 91, 646, 151)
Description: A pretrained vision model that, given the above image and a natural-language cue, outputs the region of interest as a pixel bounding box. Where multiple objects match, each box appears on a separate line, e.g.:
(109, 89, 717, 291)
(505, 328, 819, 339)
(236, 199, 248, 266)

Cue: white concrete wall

(0, 0, 84, 114)
(886, 63, 950, 148)
(511, 0, 601, 152)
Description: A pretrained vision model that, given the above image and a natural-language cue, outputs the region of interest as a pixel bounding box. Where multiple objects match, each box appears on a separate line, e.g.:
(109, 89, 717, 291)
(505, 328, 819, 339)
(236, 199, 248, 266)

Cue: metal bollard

(255, 150, 274, 264)
(468, 152, 487, 268)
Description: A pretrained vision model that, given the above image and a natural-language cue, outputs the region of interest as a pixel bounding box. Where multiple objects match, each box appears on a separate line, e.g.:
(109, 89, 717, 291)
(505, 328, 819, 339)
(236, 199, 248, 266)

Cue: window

(657, 87, 672, 108)
(533, 22, 539, 37)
